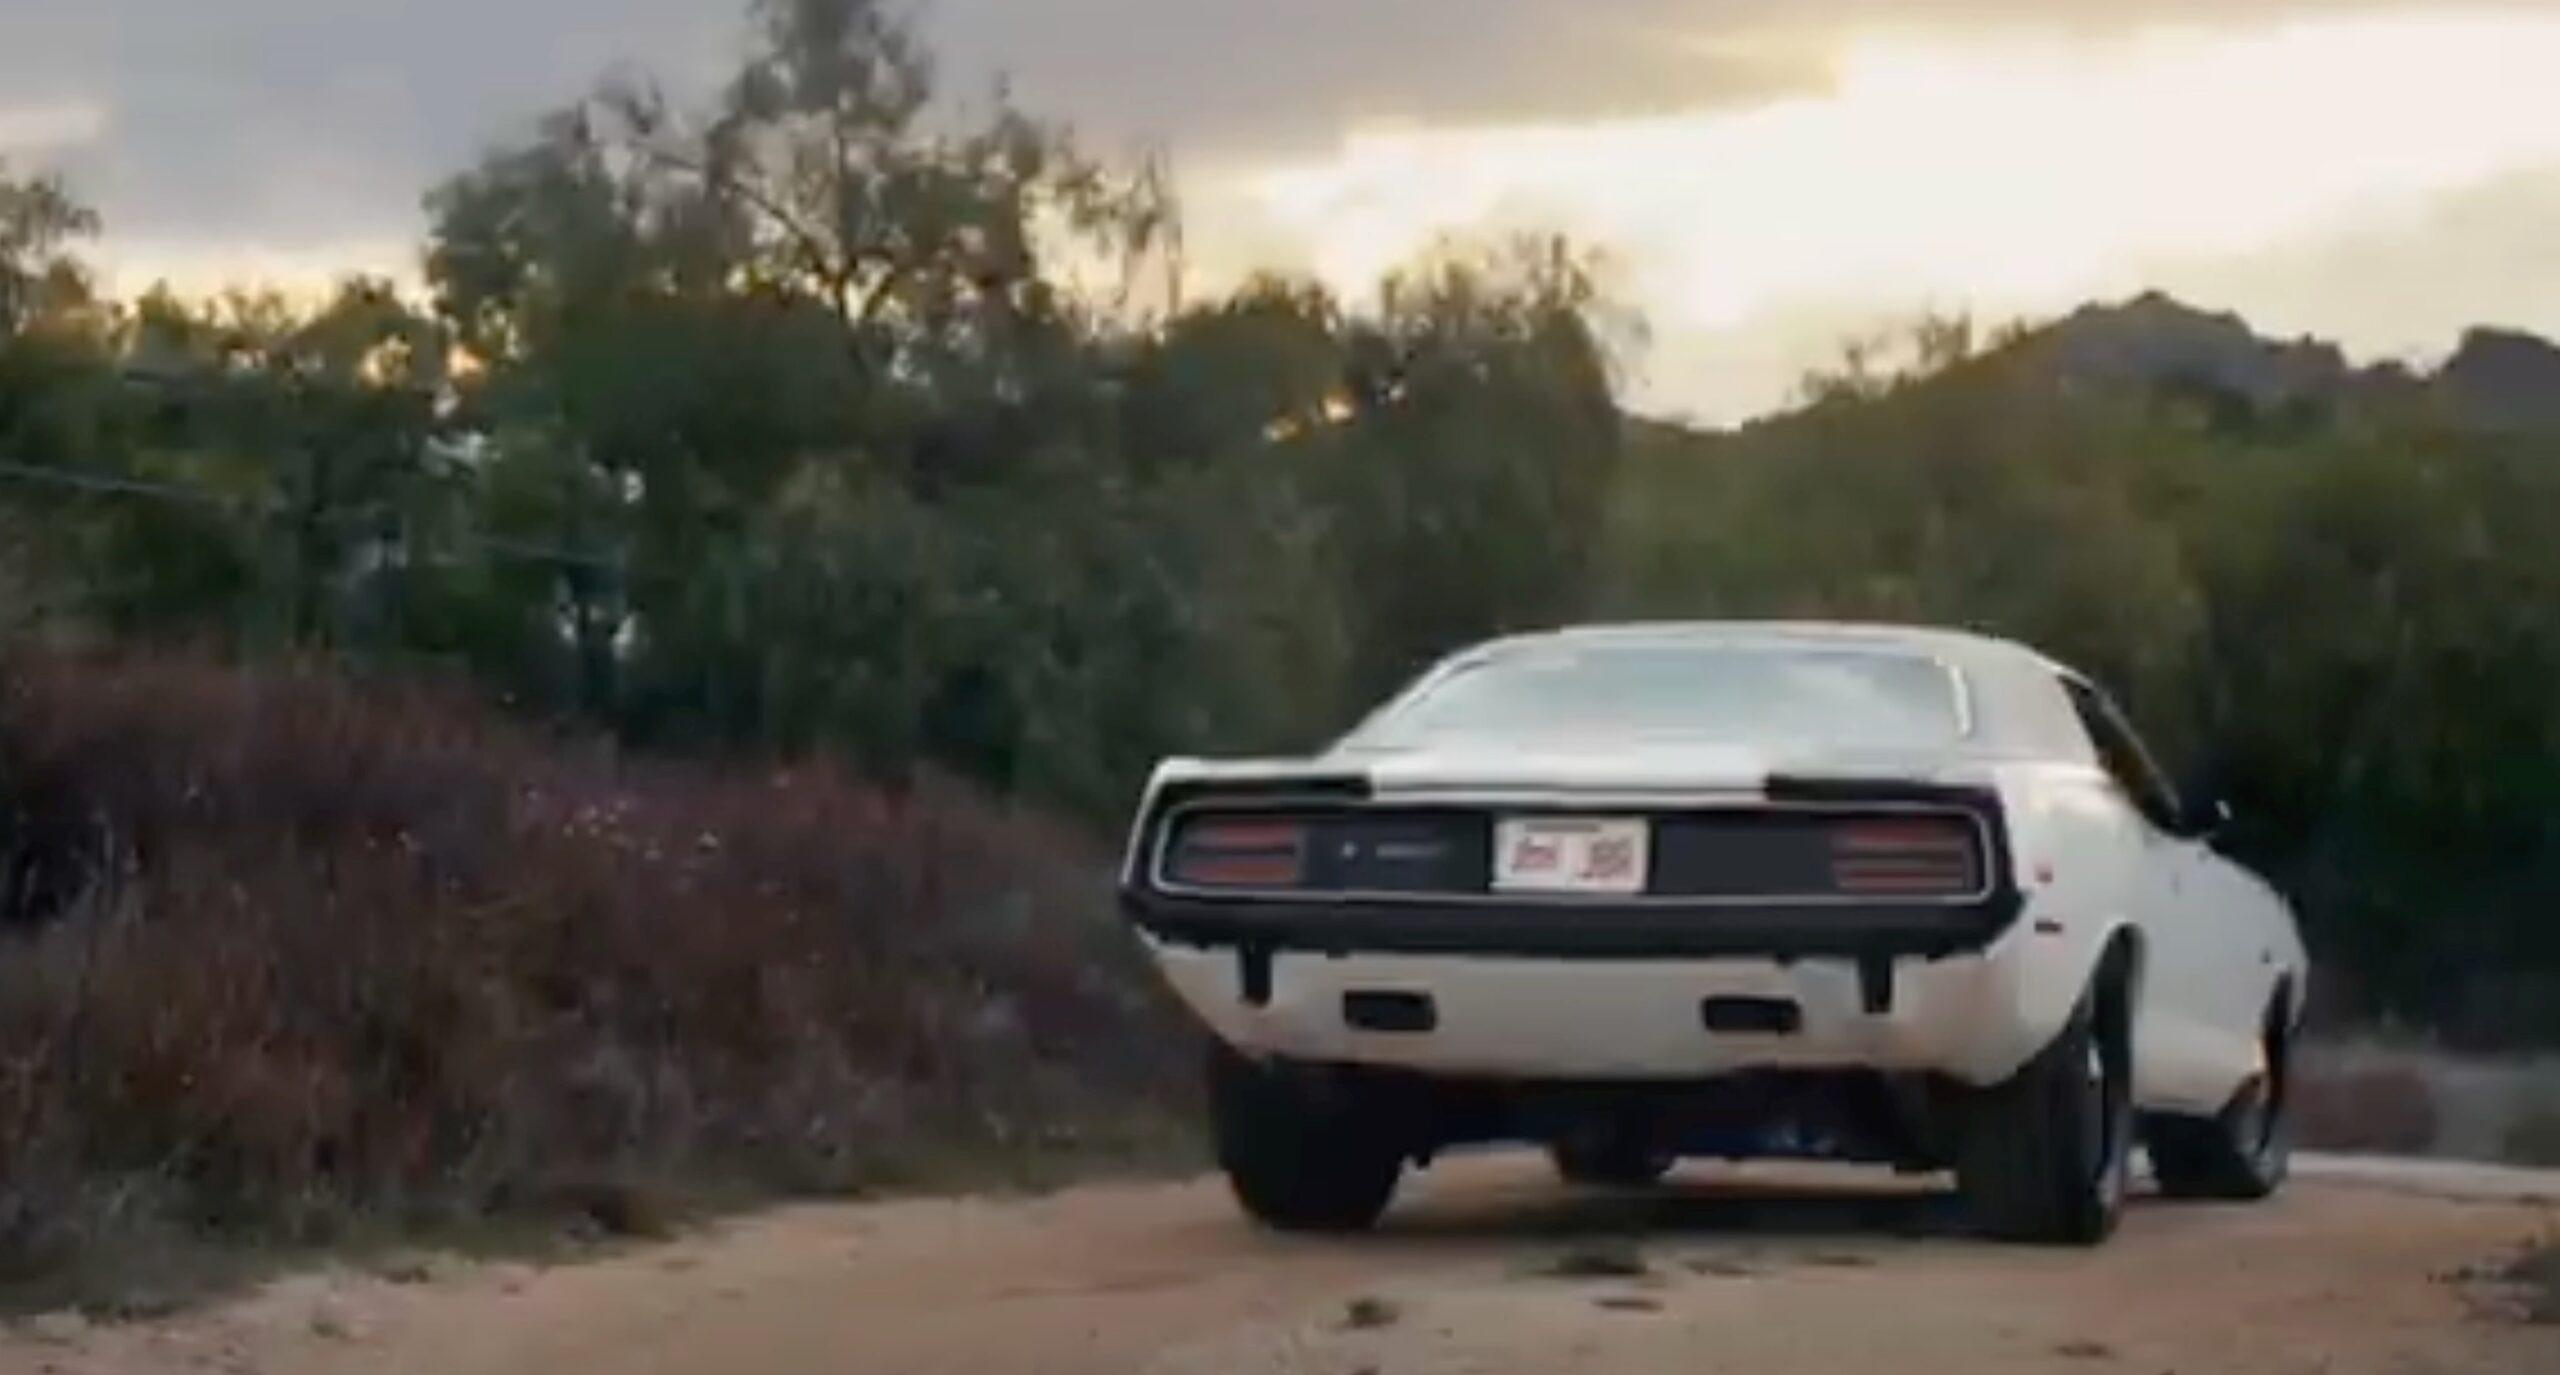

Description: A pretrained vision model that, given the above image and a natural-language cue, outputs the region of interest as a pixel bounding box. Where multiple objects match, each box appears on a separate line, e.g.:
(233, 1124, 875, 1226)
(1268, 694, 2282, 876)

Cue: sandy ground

(4, 1155, 2554, 1375)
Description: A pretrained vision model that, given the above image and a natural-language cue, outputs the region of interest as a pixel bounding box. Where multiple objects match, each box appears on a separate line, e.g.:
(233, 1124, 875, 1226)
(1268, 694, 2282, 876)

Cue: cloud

(18, 0, 2560, 419)
(2137, 164, 2560, 363)
(0, 0, 731, 267)
(923, 0, 2530, 156)
(921, 0, 1838, 159)
(1205, 10, 2560, 419)
(0, 100, 108, 158)
(17, 0, 2495, 258)
(12, 0, 1821, 292)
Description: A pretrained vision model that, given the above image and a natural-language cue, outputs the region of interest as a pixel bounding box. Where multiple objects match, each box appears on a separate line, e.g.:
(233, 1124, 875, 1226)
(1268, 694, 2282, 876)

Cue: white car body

(1122, 623, 2306, 1125)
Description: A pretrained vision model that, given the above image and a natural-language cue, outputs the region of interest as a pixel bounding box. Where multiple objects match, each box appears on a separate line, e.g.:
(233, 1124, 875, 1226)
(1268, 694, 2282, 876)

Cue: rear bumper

(1121, 890, 2019, 961)
(1121, 775, 2061, 1087)
(1143, 938, 2050, 1087)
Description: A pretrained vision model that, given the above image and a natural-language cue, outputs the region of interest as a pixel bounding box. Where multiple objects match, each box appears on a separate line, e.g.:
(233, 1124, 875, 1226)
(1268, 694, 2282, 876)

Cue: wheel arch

(2268, 970, 2303, 1038)
(2092, 922, 2146, 1060)
(2262, 971, 2298, 1089)
(1969, 908, 2149, 1090)
(2098, 923, 2147, 1001)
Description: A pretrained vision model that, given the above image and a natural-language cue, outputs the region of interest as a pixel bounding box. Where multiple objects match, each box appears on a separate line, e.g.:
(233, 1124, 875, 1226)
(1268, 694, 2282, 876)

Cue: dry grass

(2502, 1094, 2560, 1168)
(0, 645, 1191, 1309)
(2292, 1041, 2560, 1164)
(2290, 1062, 2441, 1155)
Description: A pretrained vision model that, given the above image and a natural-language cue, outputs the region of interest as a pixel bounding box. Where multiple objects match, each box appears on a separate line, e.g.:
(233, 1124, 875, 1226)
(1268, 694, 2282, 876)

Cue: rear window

(1346, 642, 1967, 749)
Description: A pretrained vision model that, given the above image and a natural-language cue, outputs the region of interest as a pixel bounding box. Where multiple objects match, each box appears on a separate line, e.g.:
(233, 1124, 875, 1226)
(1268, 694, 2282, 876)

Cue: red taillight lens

(1166, 817, 1308, 889)
(1828, 817, 1982, 897)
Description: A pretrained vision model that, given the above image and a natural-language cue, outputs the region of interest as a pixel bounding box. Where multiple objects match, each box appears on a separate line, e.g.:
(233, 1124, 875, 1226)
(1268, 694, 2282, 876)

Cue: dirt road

(7, 1156, 2555, 1375)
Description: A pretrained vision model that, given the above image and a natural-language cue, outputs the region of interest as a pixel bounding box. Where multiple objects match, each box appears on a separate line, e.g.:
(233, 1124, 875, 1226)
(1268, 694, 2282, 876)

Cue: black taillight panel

(1305, 811, 1491, 894)
(1653, 810, 1984, 899)
(1157, 805, 1985, 901)
(1650, 812, 1839, 897)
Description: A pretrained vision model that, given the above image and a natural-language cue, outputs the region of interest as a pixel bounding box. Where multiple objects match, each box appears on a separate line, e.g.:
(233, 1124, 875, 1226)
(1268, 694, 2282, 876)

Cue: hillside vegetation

(0, 646, 1186, 1304)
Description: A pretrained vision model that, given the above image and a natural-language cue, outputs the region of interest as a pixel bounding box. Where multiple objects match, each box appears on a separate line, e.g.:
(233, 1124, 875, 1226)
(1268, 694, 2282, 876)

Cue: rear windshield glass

(1346, 642, 1967, 748)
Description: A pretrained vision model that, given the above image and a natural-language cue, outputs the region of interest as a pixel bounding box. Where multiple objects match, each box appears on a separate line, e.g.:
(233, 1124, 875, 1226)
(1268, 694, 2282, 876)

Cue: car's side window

(2062, 677, 2183, 834)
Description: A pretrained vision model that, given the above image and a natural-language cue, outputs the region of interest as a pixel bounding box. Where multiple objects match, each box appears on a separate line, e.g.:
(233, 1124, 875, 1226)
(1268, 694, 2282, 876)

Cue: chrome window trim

(1939, 656, 1979, 739)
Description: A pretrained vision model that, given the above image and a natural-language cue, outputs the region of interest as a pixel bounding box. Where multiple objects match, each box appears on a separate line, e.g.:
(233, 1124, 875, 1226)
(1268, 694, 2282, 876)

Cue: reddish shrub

(0, 646, 1189, 1275)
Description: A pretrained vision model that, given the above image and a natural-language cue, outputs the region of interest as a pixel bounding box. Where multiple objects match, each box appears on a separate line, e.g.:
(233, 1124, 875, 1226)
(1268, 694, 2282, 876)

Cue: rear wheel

(1209, 1047, 1402, 1232)
(2146, 1002, 2292, 1200)
(1958, 976, 2133, 1245)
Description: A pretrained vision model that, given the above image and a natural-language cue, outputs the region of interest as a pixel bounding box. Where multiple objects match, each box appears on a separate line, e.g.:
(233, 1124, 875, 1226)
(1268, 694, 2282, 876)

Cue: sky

(6, 1, 2560, 422)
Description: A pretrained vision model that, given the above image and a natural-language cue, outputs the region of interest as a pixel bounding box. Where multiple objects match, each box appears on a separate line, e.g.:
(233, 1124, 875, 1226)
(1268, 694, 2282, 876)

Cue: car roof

(1464, 621, 2072, 677)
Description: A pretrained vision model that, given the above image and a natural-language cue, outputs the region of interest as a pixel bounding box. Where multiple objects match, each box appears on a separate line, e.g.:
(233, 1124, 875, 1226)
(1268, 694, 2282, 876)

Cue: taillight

(1828, 817, 1982, 897)
(1165, 816, 1308, 889)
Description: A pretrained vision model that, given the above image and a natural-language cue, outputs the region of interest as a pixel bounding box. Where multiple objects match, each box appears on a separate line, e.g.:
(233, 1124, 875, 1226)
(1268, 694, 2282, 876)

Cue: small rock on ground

(1341, 1295, 1402, 1330)
(309, 1296, 369, 1341)
(23, 1311, 90, 1346)
(1541, 1243, 1651, 1279)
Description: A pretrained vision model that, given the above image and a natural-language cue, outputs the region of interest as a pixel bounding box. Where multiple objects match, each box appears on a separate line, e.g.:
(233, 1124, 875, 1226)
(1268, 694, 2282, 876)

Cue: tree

(69, 281, 449, 648)
(1318, 238, 1627, 698)
(0, 166, 118, 631)
(0, 163, 99, 339)
(424, 0, 1171, 740)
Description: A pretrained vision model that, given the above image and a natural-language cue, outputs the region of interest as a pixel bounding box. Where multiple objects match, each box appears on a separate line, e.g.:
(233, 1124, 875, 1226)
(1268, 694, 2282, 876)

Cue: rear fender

(1959, 768, 2147, 1084)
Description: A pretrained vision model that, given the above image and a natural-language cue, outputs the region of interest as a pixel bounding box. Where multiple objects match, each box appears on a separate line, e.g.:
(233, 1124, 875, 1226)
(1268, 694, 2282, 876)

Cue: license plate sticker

(1493, 817, 1650, 895)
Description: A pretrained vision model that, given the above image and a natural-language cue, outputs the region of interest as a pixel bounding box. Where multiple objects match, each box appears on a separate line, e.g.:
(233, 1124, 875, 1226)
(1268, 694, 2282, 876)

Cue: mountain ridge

(2033, 291, 2560, 431)
(1637, 293, 2560, 441)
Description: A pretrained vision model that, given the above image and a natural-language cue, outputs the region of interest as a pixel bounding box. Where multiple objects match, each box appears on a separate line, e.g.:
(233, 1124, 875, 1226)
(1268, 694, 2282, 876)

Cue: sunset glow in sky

(1198, 11, 2560, 417)
(11, 1, 2560, 420)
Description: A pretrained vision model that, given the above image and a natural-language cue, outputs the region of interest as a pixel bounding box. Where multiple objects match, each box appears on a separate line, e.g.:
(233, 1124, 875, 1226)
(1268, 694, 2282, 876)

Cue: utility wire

(0, 457, 244, 509)
(0, 457, 626, 573)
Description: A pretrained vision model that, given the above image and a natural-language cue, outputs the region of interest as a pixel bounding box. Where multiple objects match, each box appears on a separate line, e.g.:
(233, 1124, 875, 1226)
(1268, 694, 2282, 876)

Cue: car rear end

(1120, 762, 2036, 1084)
(1132, 627, 2153, 1241)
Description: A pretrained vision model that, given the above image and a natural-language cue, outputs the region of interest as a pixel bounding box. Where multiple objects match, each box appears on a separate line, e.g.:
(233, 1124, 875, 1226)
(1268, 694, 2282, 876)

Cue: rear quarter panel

(1996, 762, 2275, 1112)
(1993, 762, 2214, 1110)
(1992, 763, 2140, 1031)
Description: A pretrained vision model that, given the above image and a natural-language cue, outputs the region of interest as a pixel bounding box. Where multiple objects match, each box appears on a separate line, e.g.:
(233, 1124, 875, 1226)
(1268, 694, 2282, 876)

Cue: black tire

(2146, 1004, 2292, 1201)
(1209, 1046, 1401, 1232)
(1958, 978, 2133, 1245)
(1550, 1137, 1677, 1188)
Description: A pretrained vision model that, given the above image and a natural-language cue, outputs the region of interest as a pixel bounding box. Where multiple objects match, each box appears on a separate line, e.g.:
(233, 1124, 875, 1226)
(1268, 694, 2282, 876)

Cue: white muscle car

(1119, 622, 2307, 1244)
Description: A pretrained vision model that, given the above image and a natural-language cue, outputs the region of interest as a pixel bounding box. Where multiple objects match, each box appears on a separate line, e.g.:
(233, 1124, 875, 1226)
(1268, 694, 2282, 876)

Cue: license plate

(1493, 817, 1649, 895)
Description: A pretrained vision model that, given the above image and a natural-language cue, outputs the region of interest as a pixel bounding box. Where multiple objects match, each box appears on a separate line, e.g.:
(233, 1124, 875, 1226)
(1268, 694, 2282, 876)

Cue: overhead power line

(0, 458, 625, 572)
(0, 457, 242, 508)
